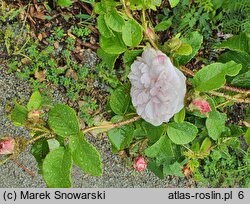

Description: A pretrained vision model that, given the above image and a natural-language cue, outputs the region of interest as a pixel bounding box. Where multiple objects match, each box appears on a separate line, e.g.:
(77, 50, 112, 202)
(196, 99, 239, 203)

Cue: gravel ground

(0, 66, 195, 188)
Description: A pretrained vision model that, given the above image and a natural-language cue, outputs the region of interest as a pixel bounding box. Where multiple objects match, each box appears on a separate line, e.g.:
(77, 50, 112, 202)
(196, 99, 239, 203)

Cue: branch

(142, 9, 158, 50)
(82, 115, 141, 134)
(25, 133, 50, 146)
(180, 66, 250, 95)
(209, 91, 250, 103)
(12, 158, 34, 177)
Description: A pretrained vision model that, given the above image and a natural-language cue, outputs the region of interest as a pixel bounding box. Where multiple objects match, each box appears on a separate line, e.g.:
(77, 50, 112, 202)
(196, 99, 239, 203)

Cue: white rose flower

(128, 48, 186, 126)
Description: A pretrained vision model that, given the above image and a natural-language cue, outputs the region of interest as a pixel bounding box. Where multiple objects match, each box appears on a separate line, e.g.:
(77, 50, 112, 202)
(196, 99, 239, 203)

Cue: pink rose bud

(0, 137, 15, 155)
(192, 99, 211, 114)
(146, 27, 157, 40)
(133, 156, 147, 172)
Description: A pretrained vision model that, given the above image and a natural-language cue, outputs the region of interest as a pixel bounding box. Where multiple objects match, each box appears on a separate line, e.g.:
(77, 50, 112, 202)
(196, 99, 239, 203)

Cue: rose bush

(128, 48, 186, 126)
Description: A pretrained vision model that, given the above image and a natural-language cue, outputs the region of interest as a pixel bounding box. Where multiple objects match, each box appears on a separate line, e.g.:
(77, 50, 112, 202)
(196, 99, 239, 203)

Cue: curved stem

(142, 9, 158, 50)
(82, 115, 141, 134)
(209, 91, 250, 103)
(25, 133, 50, 146)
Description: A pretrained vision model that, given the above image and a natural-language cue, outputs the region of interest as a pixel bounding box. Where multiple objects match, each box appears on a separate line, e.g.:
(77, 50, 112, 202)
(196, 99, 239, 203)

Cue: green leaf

(94, 2, 105, 14)
(167, 122, 198, 145)
(30, 138, 49, 173)
(57, 0, 72, 7)
(105, 9, 125, 32)
(231, 71, 250, 88)
(176, 31, 203, 65)
(107, 124, 134, 151)
(144, 135, 174, 158)
(188, 159, 200, 172)
(69, 133, 102, 176)
(97, 15, 113, 38)
(122, 19, 143, 47)
(47, 138, 61, 150)
(147, 160, 164, 179)
(163, 37, 182, 53)
(93, 1, 116, 14)
(75, 14, 92, 20)
(27, 91, 42, 111)
(200, 137, 211, 154)
(133, 126, 147, 140)
(122, 49, 143, 80)
(42, 147, 72, 188)
(142, 121, 164, 144)
(129, 0, 161, 10)
(218, 50, 250, 83)
(192, 61, 242, 92)
(174, 108, 186, 123)
(206, 111, 227, 140)
(48, 104, 79, 137)
(10, 103, 28, 126)
(245, 128, 250, 145)
(218, 51, 250, 73)
(100, 32, 127, 54)
(97, 48, 119, 68)
(175, 43, 192, 56)
(168, 0, 180, 8)
(123, 49, 143, 65)
(109, 86, 130, 115)
(154, 19, 172, 32)
(215, 32, 250, 53)
(163, 161, 184, 177)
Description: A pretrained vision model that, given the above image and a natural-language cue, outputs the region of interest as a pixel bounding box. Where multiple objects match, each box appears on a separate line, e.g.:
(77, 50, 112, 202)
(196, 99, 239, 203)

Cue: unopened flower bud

(191, 99, 211, 114)
(28, 110, 40, 122)
(146, 27, 157, 41)
(0, 137, 15, 155)
(133, 156, 147, 172)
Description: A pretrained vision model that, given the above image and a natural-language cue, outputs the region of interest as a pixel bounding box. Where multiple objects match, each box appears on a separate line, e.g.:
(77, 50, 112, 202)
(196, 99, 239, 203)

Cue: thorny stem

(12, 158, 34, 177)
(180, 66, 250, 95)
(216, 100, 231, 108)
(25, 133, 50, 146)
(209, 91, 250, 103)
(82, 115, 141, 134)
(141, 9, 158, 50)
(121, 0, 158, 50)
(138, 138, 148, 154)
(29, 127, 49, 133)
(0, 133, 52, 170)
(0, 116, 141, 167)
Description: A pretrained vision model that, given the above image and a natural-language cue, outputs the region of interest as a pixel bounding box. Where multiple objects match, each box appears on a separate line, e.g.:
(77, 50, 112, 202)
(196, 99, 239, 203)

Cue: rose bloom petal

(128, 48, 186, 126)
